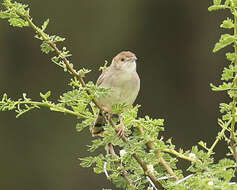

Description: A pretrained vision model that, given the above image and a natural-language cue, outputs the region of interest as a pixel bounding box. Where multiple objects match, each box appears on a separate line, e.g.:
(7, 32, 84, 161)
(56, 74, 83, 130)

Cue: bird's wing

(96, 67, 110, 86)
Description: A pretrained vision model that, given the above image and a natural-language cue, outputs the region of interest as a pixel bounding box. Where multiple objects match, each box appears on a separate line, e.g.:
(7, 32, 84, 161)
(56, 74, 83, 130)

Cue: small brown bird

(92, 51, 140, 137)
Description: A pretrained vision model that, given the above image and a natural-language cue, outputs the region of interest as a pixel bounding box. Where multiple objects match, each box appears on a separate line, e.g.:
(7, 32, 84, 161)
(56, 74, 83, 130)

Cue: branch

(108, 143, 138, 190)
(108, 118, 164, 190)
(208, 119, 231, 156)
(162, 149, 196, 163)
(15, 11, 104, 111)
(132, 153, 164, 190)
(138, 126, 178, 180)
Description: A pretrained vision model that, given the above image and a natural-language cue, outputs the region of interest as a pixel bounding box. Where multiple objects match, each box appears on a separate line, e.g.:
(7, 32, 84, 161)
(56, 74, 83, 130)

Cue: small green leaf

(213, 34, 236, 52)
(226, 52, 236, 62)
(79, 156, 95, 167)
(40, 91, 51, 100)
(99, 60, 109, 71)
(78, 68, 91, 77)
(198, 141, 209, 151)
(214, 0, 221, 5)
(225, 0, 231, 6)
(8, 17, 28, 27)
(41, 19, 49, 31)
(233, 0, 237, 6)
(208, 5, 229, 11)
(40, 41, 54, 54)
(221, 65, 234, 81)
(210, 82, 233, 91)
(0, 11, 13, 19)
(221, 18, 234, 29)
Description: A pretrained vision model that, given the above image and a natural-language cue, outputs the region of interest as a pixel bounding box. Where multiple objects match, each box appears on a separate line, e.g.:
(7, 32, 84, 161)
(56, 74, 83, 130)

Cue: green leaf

(40, 91, 51, 100)
(221, 18, 234, 29)
(221, 65, 234, 81)
(78, 68, 91, 77)
(226, 52, 236, 62)
(210, 82, 233, 91)
(208, 5, 229, 11)
(0, 11, 14, 19)
(99, 60, 109, 71)
(79, 156, 95, 167)
(8, 17, 28, 27)
(213, 34, 236, 52)
(50, 35, 65, 43)
(198, 141, 209, 151)
(40, 41, 54, 54)
(41, 19, 49, 31)
(224, 0, 231, 6)
(233, 0, 237, 6)
(214, 0, 221, 5)
(219, 103, 231, 113)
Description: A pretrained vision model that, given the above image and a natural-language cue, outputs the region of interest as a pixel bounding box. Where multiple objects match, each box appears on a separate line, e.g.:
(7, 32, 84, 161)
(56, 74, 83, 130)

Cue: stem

(108, 144, 138, 190)
(16, 11, 104, 111)
(18, 101, 88, 119)
(162, 149, 196, 163)
(208, 119, 232, 156)
(132, 153, 164, 190)
(148, 141, 178, 180)
(108, 118, 164, 190)
(138, 126, 178, 180)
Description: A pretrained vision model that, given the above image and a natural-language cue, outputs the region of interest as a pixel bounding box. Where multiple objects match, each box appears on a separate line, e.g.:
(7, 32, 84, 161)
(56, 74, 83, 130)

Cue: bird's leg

(117, 114, 125, 138)
(101, 106, 125, 137)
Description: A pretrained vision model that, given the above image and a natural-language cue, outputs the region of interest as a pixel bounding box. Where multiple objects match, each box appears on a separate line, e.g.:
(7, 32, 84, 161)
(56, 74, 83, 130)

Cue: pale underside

(96, 65, 140, 110)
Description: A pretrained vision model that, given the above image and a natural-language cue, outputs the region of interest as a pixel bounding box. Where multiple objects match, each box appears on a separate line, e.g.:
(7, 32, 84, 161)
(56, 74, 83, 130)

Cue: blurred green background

(0, 0, 231, 189)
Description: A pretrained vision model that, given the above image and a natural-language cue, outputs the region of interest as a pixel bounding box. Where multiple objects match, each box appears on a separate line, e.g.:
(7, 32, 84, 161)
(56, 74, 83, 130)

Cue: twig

(157, 176, 174, 180)
(230, 137, 237, 162)
(110, 118, 164, 189)
(103, 162, 110, 179)
(148, 141, 178, 180)
(108, 143, 138, 190)
(175, 174, 193, 185)
(15, 100, 88, 119)
(16, 13, 104, 112)
(132, 153, 164, 190)
(138, 126, 178, 180)
(146, 176, 159, 190)
(208, 119, 231, 156)
(162, 148, 196, 163)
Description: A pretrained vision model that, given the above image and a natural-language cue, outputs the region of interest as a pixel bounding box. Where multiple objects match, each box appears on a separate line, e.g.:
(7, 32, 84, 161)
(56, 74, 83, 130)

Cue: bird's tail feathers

(91, 111, 106, 136)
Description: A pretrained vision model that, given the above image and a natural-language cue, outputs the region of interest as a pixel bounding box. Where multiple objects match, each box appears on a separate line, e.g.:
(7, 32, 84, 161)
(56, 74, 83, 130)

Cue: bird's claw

(117, 123, 125, 138)
(117, 114, 125, 138)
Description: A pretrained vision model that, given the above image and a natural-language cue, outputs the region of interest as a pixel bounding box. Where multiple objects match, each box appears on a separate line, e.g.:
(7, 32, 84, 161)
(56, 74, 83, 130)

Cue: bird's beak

(130, 56, 137, 61)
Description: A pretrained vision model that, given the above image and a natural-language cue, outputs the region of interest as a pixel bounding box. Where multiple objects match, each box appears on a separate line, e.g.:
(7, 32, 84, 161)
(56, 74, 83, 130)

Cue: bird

(92, 51, 140, 137)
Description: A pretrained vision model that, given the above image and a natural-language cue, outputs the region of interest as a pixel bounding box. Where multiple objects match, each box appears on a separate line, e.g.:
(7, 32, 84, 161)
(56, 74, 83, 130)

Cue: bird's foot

(117, 114, 125, 138)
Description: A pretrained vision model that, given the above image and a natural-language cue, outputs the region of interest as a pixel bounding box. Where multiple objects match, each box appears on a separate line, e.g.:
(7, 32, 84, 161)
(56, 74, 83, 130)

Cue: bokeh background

(0, 0, 231, 189)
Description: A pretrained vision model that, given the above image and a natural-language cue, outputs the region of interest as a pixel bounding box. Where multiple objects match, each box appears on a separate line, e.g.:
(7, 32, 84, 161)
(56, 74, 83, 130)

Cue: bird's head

(112, 51, 137, 72)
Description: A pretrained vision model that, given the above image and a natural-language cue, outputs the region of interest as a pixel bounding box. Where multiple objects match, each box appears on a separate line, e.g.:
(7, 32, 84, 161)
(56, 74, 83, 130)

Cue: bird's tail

(91, 111, 106, 136)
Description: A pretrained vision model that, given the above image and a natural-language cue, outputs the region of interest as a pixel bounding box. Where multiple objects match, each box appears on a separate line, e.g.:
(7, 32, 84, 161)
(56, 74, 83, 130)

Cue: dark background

(0, 0, 231, 189)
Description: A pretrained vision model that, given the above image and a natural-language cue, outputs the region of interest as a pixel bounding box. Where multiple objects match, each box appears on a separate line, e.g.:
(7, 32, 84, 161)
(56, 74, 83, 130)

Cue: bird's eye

(121, 58, 125, 62)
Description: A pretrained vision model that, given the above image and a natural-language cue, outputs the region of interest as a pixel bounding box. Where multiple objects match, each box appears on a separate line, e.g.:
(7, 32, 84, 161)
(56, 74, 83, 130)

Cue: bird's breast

(98, 70, 140, 109)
